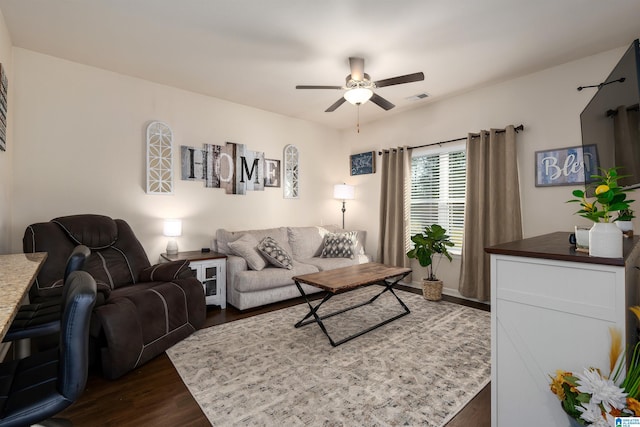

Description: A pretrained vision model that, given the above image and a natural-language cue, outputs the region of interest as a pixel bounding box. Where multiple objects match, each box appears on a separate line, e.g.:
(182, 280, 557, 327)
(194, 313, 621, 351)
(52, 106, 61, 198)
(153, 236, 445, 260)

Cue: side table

(161, 250, 227, 309)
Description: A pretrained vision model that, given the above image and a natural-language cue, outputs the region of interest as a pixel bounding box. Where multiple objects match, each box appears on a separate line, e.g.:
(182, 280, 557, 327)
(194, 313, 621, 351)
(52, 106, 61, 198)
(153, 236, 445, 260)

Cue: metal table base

(294, 271, 411, 347)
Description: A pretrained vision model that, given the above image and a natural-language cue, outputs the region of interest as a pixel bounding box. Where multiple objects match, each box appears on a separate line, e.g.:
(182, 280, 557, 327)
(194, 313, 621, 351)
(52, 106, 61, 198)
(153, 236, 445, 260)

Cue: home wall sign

(535, 144, 599, 187)
(264, 159, 281, 187)
(146, 121, 173, 194)
(181, 142, 283, 195)
(350, 151, 376, 175)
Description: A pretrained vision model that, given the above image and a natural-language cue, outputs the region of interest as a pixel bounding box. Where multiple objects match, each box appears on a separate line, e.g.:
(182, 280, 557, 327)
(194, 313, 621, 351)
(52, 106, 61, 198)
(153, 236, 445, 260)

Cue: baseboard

(402, 281, 490, 305)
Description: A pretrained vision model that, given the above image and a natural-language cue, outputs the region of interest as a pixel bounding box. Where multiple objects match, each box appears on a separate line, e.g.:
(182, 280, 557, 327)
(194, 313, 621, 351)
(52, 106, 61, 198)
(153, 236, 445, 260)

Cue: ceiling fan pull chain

(357, 104, 360, 133)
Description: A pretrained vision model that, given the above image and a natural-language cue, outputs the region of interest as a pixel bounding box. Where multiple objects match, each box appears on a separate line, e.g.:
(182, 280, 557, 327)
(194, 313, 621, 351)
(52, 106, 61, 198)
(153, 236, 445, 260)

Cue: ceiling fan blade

(296, 85, 343, 90)
(374, 72, 424, 88)
(370, 93, 395, 110)
(325, 97, 346, 112)
(349, 57, 365, 81)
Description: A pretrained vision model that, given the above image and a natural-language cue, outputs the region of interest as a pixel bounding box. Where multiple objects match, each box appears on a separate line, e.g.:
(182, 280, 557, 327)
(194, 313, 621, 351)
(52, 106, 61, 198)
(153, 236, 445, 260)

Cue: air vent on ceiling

(406, 93, 429, 101)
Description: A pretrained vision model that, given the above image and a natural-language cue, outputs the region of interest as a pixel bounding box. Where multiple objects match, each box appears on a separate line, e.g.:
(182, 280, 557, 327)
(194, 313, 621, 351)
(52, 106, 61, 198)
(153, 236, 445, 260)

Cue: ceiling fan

(296, 57, 424, 112)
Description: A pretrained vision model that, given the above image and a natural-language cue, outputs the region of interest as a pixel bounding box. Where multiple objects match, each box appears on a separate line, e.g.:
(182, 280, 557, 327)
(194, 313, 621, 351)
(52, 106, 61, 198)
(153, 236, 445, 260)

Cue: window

(410, 143, 466, 254)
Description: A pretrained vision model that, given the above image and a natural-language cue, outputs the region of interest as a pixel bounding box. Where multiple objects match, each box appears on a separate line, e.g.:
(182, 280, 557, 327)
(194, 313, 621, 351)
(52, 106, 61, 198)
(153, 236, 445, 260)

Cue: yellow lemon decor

(568, 167, 634, 223)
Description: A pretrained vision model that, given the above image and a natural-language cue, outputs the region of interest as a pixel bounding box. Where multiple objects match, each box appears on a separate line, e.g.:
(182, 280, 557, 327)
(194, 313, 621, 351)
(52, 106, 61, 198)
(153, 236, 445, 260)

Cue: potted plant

(616, 208, 635, 237)
(406, 224, 454, 301)
(568, 167, 634, 257)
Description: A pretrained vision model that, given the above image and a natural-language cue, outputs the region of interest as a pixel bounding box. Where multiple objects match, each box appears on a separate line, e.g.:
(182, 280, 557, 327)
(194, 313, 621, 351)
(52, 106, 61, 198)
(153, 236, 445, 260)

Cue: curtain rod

(377, 124, 524, 155)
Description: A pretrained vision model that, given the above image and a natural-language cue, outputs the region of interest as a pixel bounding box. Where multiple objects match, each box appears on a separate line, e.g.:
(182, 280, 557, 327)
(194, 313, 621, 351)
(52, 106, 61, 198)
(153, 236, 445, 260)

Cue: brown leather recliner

(23, 214, 206, 379)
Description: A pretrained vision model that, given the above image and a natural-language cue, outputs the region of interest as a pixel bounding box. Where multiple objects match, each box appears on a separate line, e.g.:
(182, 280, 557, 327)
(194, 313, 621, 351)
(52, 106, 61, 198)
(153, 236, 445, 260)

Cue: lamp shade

(163, 219, 182, 237)
(343, 88, 373, 105)
(333, 184, 355, 200)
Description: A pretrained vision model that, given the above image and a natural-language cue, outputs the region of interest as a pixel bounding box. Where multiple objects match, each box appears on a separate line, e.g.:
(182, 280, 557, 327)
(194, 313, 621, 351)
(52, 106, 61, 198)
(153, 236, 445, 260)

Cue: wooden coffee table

(293, 262, 412, 346)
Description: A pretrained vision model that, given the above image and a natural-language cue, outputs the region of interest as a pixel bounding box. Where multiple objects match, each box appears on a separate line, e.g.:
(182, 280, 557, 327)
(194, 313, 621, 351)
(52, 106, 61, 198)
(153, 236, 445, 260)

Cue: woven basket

(422, 279, 443, 301)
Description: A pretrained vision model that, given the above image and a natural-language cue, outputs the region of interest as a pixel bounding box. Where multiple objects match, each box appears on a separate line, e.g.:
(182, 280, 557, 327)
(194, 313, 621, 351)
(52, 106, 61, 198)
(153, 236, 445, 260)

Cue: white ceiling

(0, 0, 639, 130)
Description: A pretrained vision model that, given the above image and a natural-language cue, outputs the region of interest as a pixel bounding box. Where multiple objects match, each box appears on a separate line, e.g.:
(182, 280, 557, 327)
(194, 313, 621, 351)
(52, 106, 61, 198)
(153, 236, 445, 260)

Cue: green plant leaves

(406, 224, 454, 280)
(568, 167, 634, 223)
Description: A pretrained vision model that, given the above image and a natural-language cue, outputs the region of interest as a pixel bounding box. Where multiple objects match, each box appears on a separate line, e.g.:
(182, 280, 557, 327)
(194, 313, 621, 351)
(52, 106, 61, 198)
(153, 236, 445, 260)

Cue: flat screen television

(580, 39, 640, 190)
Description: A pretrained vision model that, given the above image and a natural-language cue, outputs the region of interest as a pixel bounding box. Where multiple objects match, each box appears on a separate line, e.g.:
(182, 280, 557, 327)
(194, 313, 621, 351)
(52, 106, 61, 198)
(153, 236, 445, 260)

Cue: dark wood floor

(59, 287, 491, 426)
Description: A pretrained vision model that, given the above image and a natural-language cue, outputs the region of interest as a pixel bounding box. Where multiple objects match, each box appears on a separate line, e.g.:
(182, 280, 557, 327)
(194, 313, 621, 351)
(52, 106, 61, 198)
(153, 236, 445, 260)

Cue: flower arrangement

(568, 167, 634, 223)
(549, 306, 640, 426)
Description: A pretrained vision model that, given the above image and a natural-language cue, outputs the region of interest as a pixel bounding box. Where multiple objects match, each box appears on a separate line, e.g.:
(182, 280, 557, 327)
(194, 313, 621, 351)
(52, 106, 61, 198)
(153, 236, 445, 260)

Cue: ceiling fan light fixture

(343, 88, 373, 105)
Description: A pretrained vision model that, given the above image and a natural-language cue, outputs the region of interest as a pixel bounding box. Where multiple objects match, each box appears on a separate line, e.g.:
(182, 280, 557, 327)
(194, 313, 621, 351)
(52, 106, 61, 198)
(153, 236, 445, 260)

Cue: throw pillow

(228, 234, 267, 271)
(258, 236, 293, 269)
(321, 231, 357, 259)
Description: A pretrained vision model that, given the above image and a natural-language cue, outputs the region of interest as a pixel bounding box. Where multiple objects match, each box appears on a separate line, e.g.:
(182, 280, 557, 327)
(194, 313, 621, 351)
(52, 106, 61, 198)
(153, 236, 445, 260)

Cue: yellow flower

(549, 370, 569, 400)
(583, 202, 594, 212)
(609, 327, 623, 374)
(595, 184, 610, 195)
(628, 397, 640, 416)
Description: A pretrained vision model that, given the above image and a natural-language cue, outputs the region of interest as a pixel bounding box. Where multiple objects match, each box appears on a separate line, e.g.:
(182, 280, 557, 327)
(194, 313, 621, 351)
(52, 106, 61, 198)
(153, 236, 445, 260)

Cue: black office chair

(3, 245, 90, 343)
(0, 270, 97, 427)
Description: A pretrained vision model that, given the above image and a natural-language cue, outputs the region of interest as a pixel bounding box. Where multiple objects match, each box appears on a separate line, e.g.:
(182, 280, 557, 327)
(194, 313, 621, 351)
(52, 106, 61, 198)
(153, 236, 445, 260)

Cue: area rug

(166, 286, 491, 427)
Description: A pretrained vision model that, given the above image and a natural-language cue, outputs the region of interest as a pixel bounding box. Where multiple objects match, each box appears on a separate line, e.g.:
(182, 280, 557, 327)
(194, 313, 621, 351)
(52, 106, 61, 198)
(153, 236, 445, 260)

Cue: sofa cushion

(288, 226, 332, 259)
(216, 227, 292, 256)
(228, 233, 267, 271)
(232, 261, 319, 293)
(321, 231, 357, 259)
(258, 237, 293, 269)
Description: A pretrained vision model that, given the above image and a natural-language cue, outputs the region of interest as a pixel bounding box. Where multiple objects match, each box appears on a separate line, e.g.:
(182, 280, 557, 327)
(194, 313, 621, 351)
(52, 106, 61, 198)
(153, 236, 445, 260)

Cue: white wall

(0, 10, 12, 254)
(342, 46, 633, 295)
(10, 49, 348, 261)
(8, 44, 636, 293)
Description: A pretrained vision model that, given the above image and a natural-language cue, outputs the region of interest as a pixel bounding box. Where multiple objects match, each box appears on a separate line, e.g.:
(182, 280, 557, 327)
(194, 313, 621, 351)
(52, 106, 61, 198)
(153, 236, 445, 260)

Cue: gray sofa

(215, 225, 371, 310)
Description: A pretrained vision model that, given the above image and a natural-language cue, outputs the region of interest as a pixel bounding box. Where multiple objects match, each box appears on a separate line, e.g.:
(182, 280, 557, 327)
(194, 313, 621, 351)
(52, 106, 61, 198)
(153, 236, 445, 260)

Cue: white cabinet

(487, 232, 640, 427)
(189, 257, 226, 308)
(161, 251, 227, 308)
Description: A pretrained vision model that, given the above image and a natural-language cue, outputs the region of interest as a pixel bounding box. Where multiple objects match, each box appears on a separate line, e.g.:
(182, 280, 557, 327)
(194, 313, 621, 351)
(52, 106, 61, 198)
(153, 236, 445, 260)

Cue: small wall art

(284, 144, 299, 198)
(350, 151, 376, 175)
(535, 144, 599, 187)
(0, 63, 7, 152)
(146, 121, 173, 194)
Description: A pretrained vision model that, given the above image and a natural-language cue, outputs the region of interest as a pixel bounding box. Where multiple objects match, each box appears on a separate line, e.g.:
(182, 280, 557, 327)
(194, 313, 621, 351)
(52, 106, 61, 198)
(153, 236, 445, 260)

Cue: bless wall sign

(535, 144, 599, 187)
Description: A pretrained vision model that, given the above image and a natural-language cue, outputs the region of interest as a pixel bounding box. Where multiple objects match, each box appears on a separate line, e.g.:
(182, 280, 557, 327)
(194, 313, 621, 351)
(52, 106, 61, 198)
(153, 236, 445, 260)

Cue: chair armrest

(226, 255, 248, 287)
(138, 260, 192, 282)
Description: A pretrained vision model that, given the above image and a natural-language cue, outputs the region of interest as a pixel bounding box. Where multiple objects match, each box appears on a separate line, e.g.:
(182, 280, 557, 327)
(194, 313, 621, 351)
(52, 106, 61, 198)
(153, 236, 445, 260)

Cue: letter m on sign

(235, 145, 264, 194)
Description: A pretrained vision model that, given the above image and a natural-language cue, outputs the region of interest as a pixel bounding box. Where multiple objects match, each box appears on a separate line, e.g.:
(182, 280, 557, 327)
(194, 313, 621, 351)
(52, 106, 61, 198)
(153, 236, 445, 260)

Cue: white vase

(616, 220, 634, 237)
(589, 222, 623, 258)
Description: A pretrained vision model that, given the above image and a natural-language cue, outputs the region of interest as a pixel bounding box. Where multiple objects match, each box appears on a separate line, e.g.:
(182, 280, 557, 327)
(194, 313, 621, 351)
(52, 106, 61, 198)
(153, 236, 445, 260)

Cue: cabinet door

(202, 264, 219, 297)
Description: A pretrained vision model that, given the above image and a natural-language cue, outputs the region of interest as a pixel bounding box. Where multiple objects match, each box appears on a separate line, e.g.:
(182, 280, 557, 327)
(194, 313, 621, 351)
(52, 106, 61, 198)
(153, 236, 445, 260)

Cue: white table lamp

(163, 219, 182, 255)
(333, 184, 355, 229)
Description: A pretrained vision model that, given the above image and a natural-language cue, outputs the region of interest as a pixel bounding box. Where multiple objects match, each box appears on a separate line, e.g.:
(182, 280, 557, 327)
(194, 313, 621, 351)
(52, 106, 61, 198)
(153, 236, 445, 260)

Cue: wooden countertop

(0, 252, 47, 340)
(485, 231, 640, 267)
(161, 250, 227, 262)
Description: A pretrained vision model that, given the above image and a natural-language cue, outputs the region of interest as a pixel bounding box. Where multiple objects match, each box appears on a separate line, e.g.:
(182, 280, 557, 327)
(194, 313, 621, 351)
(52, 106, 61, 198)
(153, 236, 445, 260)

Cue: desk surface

(485, 231, 640, 267)
(0, 253, 47, 340)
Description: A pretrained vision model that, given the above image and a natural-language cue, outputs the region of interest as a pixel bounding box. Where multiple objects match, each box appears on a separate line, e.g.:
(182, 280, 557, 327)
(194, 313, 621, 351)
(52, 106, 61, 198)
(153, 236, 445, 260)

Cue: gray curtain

(459, 126, 522, 301)
(378, 146, 411, 271)
(614, 105, 640, 186)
